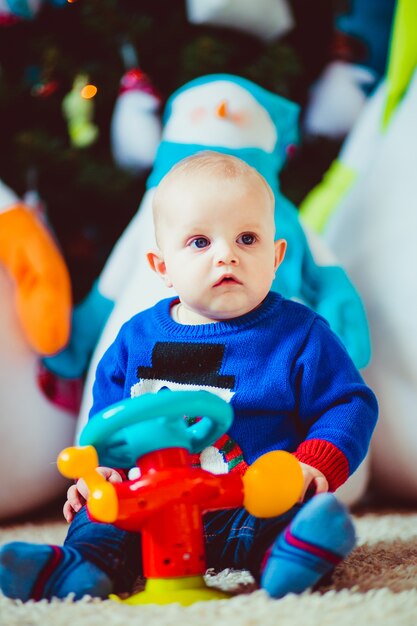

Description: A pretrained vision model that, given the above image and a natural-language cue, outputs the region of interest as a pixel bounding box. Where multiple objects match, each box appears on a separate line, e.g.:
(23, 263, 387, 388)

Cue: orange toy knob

(57, 445, 118, 523)
(87, 481, 119, 524)
(242, 450, 303, 517)
(58, 445, 99, 479)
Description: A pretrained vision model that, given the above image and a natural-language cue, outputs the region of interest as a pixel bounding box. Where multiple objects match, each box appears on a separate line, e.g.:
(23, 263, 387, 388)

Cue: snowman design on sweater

(132, 340, 248, 475)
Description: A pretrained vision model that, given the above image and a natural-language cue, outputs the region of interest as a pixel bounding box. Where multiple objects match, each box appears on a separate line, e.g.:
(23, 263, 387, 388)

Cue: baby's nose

(215, 243, 238, 265)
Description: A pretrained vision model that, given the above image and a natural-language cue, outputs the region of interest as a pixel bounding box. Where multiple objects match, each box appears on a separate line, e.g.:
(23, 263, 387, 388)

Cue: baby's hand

(63, 467, 123, 523)
(298, 463, 329, 502)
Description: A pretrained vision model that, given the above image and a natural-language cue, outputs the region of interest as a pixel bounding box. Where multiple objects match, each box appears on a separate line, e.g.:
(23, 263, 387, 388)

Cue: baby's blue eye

(191, 237, 210, 249)
(239, 233, 256, 245)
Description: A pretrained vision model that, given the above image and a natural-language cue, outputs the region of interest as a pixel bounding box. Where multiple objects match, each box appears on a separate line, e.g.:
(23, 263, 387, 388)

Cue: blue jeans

(64, 504, 303, 593)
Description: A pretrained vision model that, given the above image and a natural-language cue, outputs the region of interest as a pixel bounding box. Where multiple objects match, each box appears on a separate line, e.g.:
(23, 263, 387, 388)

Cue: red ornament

(31, 81, 60, 98)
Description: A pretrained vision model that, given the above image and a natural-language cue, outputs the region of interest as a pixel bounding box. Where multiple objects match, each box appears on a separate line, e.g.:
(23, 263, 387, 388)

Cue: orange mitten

(0, 205, 72, 355)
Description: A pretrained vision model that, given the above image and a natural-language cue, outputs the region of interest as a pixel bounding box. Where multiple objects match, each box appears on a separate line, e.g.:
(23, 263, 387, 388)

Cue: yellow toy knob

(58, 445, 99, 479)
(57, 445, 118, 523)
(88, 481, 119, 523)
(242, 450, 303, 517)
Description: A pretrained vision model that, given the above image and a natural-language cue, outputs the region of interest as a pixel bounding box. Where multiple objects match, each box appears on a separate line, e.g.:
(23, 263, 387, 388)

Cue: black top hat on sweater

(137, 342, 235, 389)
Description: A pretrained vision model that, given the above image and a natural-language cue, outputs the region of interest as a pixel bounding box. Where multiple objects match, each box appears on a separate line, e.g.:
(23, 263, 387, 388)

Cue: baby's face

(154, 172, 285, 322)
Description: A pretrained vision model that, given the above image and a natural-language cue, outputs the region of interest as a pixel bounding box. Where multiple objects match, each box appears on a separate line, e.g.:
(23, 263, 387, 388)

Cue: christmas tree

(0, 0, 335, 301)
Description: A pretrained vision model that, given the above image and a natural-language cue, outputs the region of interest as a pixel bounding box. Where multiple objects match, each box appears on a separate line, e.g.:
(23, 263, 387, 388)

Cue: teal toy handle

(80, 390, 233, 468)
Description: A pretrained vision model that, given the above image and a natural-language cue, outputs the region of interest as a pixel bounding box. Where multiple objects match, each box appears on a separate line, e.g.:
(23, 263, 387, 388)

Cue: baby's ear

(147, 249, 173, 288)
(274, 238, 287, 272)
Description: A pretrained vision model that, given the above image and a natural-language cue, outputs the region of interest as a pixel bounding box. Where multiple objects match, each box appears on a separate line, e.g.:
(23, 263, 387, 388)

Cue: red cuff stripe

(294, 439, 349, 491)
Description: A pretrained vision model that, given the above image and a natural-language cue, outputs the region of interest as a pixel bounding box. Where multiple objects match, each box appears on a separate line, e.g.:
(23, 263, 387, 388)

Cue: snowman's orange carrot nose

(216, 100, 229, 118)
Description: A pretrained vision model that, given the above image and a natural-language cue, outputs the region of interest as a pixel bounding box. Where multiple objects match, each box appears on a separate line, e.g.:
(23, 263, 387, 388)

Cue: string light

(81, 84, 98, 99)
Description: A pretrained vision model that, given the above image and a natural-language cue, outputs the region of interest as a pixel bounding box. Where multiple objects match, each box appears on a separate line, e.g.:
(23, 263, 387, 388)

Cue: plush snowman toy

(110, 68, 162, 174)
(46, 74, 371, 505)
(300, 0, 417, 501)
(0, 180, 76, 520)
(301, 69, 417, 502)
(304, 0, 395, 139)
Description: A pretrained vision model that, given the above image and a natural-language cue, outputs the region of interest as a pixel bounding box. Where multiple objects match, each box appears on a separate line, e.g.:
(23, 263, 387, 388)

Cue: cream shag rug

(1, 504, 417, 626)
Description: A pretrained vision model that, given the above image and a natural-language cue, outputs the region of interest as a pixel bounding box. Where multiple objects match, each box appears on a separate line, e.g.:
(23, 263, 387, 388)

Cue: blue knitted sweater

(90, 292, 378, 490)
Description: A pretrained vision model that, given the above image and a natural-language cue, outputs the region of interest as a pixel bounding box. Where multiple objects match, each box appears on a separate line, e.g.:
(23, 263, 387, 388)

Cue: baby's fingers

(75, 477, 89, 501)
(63, 500, 75, 523)
(66, 483, 87, 512)
(313, 475, 329, 494)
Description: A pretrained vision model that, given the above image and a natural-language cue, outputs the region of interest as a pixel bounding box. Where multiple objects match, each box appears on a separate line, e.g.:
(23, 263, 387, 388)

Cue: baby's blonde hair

(152, 151, 274, 243)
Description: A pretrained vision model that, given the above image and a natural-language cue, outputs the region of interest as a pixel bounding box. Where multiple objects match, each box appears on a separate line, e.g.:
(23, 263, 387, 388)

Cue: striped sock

(260, 493, 356, 598)
(0, 542, 112, 601)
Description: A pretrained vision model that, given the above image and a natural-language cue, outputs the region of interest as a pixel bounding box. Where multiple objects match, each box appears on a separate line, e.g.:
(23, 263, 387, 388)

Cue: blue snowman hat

(162, 73, 300, 166)
(148, 73, 300, 192)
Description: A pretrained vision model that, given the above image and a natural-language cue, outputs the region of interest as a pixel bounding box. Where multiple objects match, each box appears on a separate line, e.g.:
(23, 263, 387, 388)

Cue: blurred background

(1, 0, 386, 302)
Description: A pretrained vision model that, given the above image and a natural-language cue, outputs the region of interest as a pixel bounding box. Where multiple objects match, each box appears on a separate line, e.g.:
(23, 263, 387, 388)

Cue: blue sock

(260, 493, 356, 599)
(0, 542, 113, 601)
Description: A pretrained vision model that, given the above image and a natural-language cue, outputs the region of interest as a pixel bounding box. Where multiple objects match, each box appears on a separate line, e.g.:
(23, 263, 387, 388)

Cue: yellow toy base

(110, 575, 230, 606)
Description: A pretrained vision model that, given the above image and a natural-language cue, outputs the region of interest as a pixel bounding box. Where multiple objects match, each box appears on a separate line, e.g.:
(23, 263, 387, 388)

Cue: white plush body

(0, 267, 75, 519)
(322, 70, 417, 499)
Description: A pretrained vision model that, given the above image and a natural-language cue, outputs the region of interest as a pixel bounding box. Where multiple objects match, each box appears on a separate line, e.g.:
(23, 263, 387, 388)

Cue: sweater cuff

(115, 468, 130, 481)
(293, 439, 349, 492)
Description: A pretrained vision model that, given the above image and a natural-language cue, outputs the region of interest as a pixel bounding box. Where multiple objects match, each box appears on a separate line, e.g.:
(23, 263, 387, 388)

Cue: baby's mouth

(213, 275, 242, 287)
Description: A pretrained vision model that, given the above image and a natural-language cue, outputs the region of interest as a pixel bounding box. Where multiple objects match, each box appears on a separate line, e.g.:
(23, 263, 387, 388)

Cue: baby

(0, 152, 378, 601)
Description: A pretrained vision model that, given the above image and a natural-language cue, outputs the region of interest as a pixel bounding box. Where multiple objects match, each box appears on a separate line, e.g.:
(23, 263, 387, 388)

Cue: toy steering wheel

(79, 390, 233, 468)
